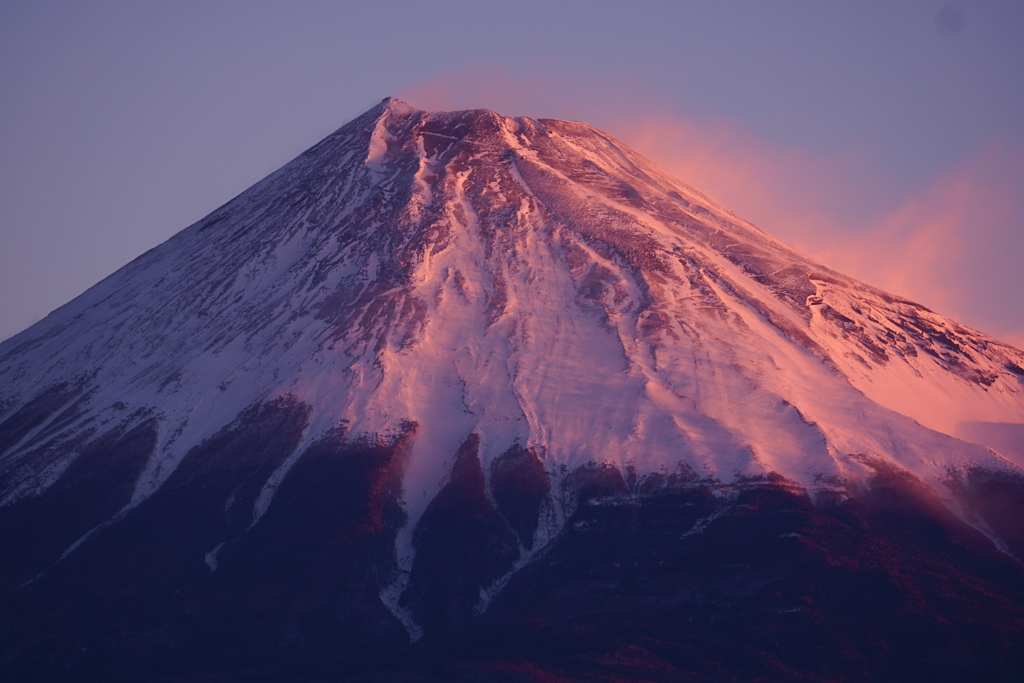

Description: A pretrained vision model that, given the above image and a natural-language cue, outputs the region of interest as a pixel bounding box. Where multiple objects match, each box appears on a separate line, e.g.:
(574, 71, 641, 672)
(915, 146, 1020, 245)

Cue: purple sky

(2, 1, 1022, 345)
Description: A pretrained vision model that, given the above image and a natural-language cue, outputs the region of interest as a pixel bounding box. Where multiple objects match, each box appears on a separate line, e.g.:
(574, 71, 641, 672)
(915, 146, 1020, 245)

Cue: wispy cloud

(397, 63, 650, 123)
(621, 116, 1024, 346)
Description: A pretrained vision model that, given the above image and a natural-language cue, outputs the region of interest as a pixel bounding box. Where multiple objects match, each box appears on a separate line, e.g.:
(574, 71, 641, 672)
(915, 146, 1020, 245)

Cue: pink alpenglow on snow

(1, 97, 1021, 524)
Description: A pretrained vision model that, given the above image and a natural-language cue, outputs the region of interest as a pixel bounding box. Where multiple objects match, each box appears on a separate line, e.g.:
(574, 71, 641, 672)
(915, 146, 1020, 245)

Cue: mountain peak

(2, 99, 1022, 515)
(2, 98, 1024, 679)
(377, 95, 421, 116)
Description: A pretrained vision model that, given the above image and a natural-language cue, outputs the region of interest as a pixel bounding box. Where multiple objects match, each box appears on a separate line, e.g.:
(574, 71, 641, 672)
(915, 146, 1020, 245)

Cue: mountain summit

(2, 98, 1024, 681)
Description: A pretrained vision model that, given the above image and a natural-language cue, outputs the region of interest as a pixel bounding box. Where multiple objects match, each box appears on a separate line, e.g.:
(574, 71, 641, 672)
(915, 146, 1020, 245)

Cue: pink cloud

(397, 63, 652, 124)
(842, 142, 1024, 347)
(623, 120, 1024, 347)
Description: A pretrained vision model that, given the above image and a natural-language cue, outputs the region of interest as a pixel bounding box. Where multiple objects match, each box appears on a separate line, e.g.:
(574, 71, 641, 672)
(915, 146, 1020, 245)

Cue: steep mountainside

(2, 98, 1023, 682)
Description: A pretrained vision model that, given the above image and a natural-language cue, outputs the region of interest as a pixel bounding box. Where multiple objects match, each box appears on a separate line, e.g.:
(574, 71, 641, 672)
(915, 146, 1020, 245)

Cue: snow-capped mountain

(2, 98, 1023, 682)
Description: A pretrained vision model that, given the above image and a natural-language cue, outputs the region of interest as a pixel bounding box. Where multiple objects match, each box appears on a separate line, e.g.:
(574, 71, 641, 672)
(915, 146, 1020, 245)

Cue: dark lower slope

(1, 444, 1023, 682)
(356, 467, 1024, 683)
(0, 403, 416, 682)
(427, 469, 1024, 683)
(0, 415, 157, 594)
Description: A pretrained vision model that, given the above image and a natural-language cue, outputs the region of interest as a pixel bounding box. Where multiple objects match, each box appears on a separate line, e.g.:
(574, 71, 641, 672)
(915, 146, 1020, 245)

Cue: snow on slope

(1, 96, 1023, 545)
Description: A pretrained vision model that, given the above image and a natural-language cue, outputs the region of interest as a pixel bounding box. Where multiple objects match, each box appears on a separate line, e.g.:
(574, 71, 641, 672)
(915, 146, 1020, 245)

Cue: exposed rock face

(1, 98, 1023, 681)
(402, 434, 521, 633)
(489, 445, 549, 549)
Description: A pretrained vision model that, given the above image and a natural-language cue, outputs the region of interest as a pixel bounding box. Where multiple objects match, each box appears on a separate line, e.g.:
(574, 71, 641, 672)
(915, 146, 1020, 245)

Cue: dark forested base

(3, 461, 1024, 683)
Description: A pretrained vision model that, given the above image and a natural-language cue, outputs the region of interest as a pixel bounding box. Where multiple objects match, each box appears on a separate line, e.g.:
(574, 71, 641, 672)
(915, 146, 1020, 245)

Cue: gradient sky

(2, 1, 1022, 345)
